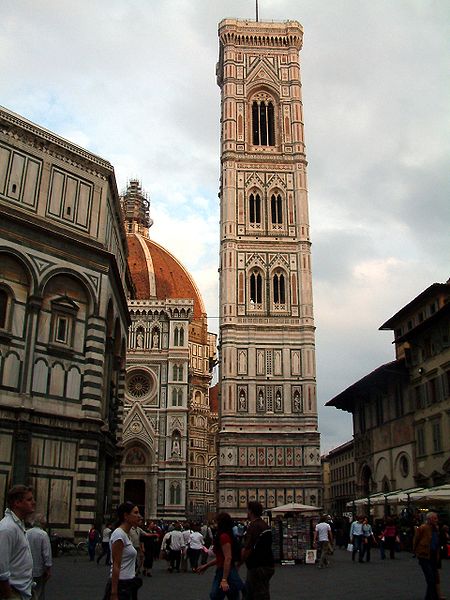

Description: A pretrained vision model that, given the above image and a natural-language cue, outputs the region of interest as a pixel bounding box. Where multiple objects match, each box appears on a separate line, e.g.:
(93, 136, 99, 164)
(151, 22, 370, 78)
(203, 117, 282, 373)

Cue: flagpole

(256, 0, 259, 22)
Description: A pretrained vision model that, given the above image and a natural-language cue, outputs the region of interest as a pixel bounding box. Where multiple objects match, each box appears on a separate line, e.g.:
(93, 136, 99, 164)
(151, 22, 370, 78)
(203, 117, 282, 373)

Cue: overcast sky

(2, 0, 449, 452)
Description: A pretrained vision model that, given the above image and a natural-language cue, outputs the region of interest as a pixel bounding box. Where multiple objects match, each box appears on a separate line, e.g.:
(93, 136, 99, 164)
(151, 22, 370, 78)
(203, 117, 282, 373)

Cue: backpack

(204, 527, 213, 547)
(165, 533, 172, 551)
(246, 528, 273, 569)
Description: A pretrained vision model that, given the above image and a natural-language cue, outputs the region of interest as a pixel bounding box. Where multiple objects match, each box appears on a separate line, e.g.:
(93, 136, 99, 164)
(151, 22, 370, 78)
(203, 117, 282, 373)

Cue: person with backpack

(195, 512, 244, 599)
(88, 524, 100, 562)
(200, 522, 213, 565)
(166, 522, 185, 572)
(241, 501, 274, 600)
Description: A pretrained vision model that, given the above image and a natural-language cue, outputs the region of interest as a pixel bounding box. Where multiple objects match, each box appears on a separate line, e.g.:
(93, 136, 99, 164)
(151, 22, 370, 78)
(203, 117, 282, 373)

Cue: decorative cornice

(0, 105, 113, 179)
(218, 19, 303, 50)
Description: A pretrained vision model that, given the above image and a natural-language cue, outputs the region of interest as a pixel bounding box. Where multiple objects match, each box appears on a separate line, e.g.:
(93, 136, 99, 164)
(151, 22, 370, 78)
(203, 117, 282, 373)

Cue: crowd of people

(101, 500, 274, 600)
(1, 482, 449, 600)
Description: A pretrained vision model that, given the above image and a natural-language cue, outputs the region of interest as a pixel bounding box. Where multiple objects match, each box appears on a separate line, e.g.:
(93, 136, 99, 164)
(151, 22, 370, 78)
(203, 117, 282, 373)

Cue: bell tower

(216, 18, 321, 515)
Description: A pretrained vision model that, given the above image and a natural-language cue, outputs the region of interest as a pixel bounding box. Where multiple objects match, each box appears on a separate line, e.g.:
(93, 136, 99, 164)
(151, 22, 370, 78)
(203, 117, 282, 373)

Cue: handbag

(347, 543, 353, 552)
(102, 577, 143, 600)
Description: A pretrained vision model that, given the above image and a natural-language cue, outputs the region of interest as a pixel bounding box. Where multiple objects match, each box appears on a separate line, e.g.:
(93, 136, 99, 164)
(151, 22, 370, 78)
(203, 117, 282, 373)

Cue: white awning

(271, 502, 320, 513)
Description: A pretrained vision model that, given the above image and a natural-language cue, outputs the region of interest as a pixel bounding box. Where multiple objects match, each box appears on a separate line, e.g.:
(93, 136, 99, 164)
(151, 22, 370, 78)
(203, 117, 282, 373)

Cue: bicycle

(57, 537, 77, 556)
(76, 540, 88, 555)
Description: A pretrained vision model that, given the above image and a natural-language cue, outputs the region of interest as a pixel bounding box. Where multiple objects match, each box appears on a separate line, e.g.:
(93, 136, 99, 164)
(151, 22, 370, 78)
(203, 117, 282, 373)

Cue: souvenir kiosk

(269, 502, 321, 564)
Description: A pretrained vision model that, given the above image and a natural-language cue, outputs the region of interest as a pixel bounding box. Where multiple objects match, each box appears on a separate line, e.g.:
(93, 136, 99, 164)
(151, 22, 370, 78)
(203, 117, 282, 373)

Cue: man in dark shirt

(413, 512, 441, 600)
(241, 501, 274, 600)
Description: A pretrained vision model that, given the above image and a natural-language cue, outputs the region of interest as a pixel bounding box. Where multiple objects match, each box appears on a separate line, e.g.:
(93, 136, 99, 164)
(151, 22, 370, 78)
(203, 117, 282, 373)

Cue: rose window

(127, 372, 151, 399)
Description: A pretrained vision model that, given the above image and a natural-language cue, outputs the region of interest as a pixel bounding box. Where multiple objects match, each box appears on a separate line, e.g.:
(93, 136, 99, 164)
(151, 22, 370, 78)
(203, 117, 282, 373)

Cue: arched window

(50, 296, 79, 347)
(252, 100, 275, 146)
(271, 193, 282, 225)
(170, 481, 181, 504)
(249, 271, 262, 305)
(273, 273, 285, 305)
(174, 326, 184, 347)
(171, 387, 183, 406)
(249, 193, 261, 225)
(172, 364, 183, 381)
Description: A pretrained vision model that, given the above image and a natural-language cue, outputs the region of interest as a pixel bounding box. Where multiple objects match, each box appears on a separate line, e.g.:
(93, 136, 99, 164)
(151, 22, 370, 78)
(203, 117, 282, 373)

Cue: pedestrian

(26, 514, 52, 600)
(166, 522, 185, 573)
(241, 501, 274, 600)
(374, 519, 386, 559)
(97, 523, 113, 566)
(349, 515, 365, 562)
(382, 517, 398, 560)
(0, 484, 35, 600)
(200, 522, 213, 565)
(413, 512, 442, 600)
(361, 517, 376, 563)
(188, 524, 205, 571)
(129, 518, 145, 575)
(314, 514, 333, 569)
(195, 512, 244, 599)
(102, 502, 143, 600)
(160, 529, 172, 567)
(141, 521, 159, 577)
(181, 521, 192, 572)
(87, 524, 100, 562)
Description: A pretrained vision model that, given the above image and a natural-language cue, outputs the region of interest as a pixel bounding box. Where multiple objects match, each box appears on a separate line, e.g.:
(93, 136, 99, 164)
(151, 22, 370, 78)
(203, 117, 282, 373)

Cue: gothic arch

(269, 189, 284, 228)
(247, 86, 280, 148)
(39, 268, 97, 314)
(248, 266, 264, 308)
(270, 266, 288, 307)
(360, 464, 373, 496)
(123, 441, 152, 466)
(247, 186, 263, 227)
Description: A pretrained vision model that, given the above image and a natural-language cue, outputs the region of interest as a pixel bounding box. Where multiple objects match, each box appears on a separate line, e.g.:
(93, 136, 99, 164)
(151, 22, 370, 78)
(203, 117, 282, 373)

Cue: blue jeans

(352, 536, 363, 562)
(210, 567, 244, 600)
(361, 538, 371, 562)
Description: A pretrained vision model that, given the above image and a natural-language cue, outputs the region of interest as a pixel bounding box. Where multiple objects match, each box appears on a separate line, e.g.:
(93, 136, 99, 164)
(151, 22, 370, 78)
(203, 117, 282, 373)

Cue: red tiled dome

(127, 233, 205, 321)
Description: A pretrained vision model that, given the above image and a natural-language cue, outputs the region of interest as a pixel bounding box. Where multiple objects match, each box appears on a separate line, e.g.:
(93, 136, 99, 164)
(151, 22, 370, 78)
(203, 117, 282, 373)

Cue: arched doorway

(124, 479, 145, 518)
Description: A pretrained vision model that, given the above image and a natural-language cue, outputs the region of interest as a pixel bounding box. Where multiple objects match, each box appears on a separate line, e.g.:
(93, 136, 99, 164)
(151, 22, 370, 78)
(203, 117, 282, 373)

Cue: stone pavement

(46, 548, 449, 600)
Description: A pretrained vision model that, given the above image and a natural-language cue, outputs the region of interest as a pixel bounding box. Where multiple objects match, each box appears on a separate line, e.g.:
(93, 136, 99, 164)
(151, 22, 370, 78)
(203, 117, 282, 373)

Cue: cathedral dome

(127, 232, 206, 321)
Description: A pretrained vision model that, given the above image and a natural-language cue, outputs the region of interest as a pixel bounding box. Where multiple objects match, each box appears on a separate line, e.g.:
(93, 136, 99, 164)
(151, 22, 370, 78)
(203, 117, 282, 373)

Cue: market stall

(270, 502, 321, 564)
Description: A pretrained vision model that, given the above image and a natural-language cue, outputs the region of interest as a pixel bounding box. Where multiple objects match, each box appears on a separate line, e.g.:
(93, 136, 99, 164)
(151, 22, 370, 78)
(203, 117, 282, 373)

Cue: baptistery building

(0, 106, 130, 537)
(120, 180, 217, 520)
